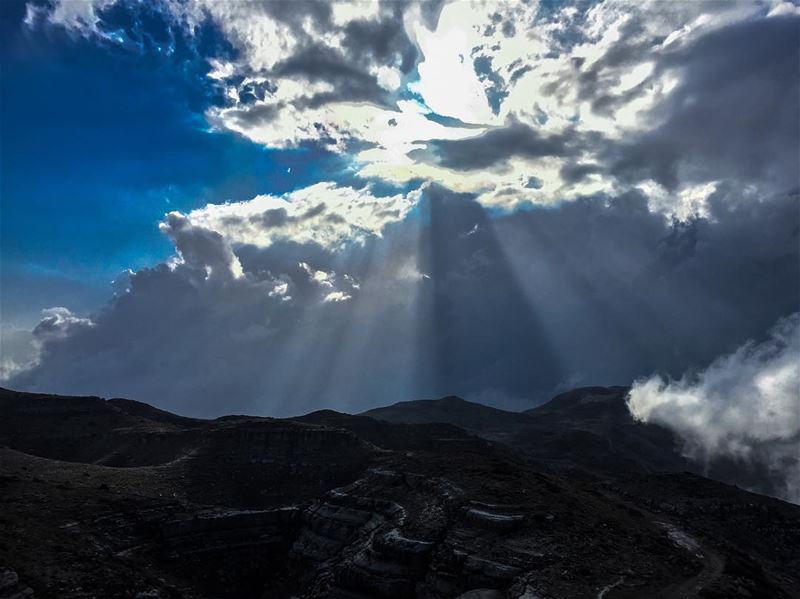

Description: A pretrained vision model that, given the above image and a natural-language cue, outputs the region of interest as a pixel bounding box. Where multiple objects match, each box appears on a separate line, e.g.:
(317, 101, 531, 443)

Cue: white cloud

(1, 308, 95, 381)
(409, 2, 498, 125)
(0, 323, 40, 381)
(178, 182, 418, 250)
(41, 0, 116, 33)
(211, 92, 483, 154)
(323, 290, 352, 303)
(33, 307, 95, 341)
(768, 1, 800, 17)
(178, 1, 302, 72)
(268, 280, 290, 298)
(638, 180, 719, 221)
(32, 0, 796, 216)
(331, 1, 382, 27)
(627, 313, 800, 503)
(299, 262, 357, 304)
(299, 262, 333, 287)
(373, 65, 402, 91)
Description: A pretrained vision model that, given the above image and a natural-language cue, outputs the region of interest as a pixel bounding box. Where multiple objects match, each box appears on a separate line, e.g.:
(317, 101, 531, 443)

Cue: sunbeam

(2, 1, 800, 596)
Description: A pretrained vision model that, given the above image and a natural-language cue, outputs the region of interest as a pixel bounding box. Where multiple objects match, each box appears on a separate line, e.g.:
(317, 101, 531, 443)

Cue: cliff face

(173, 420, 374, 508)
(1, 387, 798, 599)
(287, 455, 703, 599)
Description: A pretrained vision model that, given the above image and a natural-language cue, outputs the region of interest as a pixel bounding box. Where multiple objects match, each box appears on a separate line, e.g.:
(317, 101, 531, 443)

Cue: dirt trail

(595, 484, 726, 598)
(657, 521, 725, 599)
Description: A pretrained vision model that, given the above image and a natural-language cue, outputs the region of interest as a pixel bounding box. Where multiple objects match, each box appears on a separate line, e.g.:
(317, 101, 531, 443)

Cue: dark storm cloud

(563, 21, 656, 111)
(249, 0, 426, 69)
(341, 4, 419, 73)
(252, 1, 423, 102)
(248, 202, 326, 230)
(418, 122, 573, 170)
(559, 162, 600, 183)
(610, 15, 800, 191)
(258, 0, 333, 30)
(160, 212, 242, 280)
(8, 1, 800, 423)
(10, 185, 799, 417)
(221, 102, 283, 128)
(273, 45, 389, 108)
(473, 55, 508, 115)
(417, 0, 445, 30)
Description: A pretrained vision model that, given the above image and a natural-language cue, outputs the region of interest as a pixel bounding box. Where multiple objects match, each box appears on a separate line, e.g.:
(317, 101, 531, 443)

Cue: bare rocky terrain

(362, 388, 792, 497)
(1, 386, 798, 598)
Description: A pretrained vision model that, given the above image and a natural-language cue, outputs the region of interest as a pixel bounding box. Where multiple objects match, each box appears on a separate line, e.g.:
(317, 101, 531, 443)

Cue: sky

(1, 0, 798, 436)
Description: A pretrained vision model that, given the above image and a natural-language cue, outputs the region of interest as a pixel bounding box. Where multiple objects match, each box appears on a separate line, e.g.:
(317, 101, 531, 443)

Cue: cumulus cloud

(299, 261, 357, 303)
(159, 212, 244, 280)
(417, 122, 572, 170)
(0, 308, 94, 381)
(323, 290, 352, 303)
(31, 0, 798, 214)
(407, 7, 799, 208)
(0, 323, 40, 380)
(7, 184, 799, 417)
(608, 15, 800, 192)
(33, 307, 94, 341)
(180, 182, 419, 250)
(11, 0, 800, 428)
(413, 4, 797, 209)
(27, 0, 116, 33)
(628, 314, 800, 503)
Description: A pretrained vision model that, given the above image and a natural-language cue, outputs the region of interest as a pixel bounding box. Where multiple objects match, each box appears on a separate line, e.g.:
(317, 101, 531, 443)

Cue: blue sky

(1, 0, 798, 440)
(1, 0, 348, 322)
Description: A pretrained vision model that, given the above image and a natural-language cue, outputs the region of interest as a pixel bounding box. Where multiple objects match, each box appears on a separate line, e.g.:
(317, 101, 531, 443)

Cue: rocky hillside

(361, 396, 529, 440)
(361, 387, 793, 500)
(361, 388, 688, 474)
(1, 387, 798, 598)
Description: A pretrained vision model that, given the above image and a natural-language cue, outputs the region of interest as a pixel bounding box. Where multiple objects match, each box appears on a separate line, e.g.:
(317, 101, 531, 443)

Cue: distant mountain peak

(359, 395, 524, 434)
(526, 386, 631, 415)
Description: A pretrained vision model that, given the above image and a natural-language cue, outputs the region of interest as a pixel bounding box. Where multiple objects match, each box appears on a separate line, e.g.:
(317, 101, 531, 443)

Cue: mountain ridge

(2, 385, 798, 598)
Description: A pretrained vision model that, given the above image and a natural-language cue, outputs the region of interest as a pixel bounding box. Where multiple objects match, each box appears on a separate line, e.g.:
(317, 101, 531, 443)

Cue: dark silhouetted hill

(1, 385, 798, 598)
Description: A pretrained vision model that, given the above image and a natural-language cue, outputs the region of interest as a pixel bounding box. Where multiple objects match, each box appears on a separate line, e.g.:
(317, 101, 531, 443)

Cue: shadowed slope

(360, 395, 527, 438)
(1, 386, 799, 598)
(360, 389, 690, 475)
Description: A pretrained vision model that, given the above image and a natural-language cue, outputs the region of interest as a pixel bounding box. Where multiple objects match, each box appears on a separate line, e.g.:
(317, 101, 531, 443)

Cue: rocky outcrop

(291, 480, 413, 598)
(0, 569, 34, 599)
(3, 388, 799, 599)
(157, 507, 302, 598)
(160, 506, 300, 558)
(182, 423, 375, 508)
(290, 468, 549, 598)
